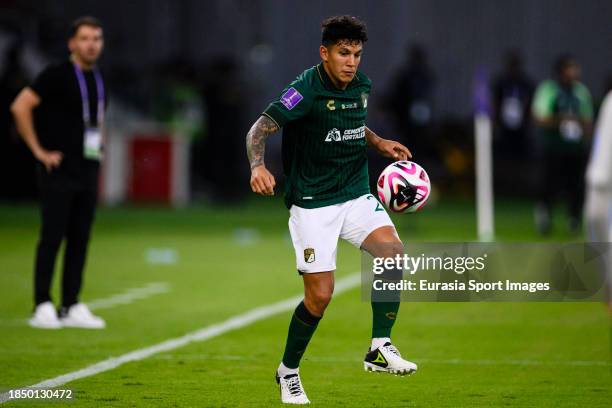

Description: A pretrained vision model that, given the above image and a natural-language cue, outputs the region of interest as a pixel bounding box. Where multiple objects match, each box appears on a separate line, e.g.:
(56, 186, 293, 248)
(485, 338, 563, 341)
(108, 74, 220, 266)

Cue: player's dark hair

(69, 16, 103, 38)
(321, 15, 367, 47)
(554, 53, 576, 76)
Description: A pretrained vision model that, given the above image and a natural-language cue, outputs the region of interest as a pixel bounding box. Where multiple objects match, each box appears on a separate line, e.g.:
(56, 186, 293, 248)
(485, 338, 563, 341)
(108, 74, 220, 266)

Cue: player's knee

(376, 241, 404, 260)
(305, 288, 333, 316)
(363, 229, 404, 259)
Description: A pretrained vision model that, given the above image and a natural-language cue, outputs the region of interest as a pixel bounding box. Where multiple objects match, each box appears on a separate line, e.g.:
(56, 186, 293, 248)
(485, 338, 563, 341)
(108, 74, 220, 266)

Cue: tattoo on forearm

(246, 116, 280, 169)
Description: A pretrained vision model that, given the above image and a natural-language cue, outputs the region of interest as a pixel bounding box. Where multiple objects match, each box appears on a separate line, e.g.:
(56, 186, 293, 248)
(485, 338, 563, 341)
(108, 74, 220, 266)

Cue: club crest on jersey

(325, 128, 341, 142)
(361, 93, 369, 108)
(280, 87, 303, 110)
(304, 248, 315, 263)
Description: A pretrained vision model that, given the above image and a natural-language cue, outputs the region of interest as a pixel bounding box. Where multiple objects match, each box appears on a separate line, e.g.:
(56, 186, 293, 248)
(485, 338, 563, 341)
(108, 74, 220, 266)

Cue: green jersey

(263, 63, 371, 209)
(532, 79, 593, 152)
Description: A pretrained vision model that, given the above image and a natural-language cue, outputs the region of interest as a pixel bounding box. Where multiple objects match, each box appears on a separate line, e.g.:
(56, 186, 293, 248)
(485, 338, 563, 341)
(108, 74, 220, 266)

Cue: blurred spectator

(201, 55, 249, 202)
(492, 50, 534, 158)
(384, 44, 435, 157)
(152, 59, 206, 194)
(532, 54, 593, 235)
(152, 59, 204, 140)
(0, 37, 37, 199)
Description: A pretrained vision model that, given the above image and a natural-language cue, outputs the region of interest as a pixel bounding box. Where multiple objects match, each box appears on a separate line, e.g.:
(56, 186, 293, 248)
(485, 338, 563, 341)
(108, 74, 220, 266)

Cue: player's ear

(319, 45, 329, 62)
(68, 37, 75, 53)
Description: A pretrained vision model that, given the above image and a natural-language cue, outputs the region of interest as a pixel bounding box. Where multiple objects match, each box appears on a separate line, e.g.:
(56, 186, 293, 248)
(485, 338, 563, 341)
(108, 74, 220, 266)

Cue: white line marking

(150, 354, 612, 367)
(0, 273, 361, 404)
(311, 357, 612, 367)
(87, 282, 171, 311)
(0, 282, 171, 326)
(416, 358, 612, 367)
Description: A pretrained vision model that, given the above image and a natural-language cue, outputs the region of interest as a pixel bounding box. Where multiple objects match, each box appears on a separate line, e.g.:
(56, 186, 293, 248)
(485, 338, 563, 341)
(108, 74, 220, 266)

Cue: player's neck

(70, 54, 95, 71)
(322, 62, 348, 90)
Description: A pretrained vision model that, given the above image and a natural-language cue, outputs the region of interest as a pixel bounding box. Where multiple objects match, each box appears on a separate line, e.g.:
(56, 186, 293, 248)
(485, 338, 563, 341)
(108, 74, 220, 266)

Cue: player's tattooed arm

(365, 126, 412, 161)
(246, 115, 279, 196)
(246, 115, 279, 169)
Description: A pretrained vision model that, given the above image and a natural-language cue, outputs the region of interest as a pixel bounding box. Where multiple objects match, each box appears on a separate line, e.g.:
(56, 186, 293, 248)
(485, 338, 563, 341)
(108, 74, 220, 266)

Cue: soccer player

(11, 17, 107, 329)
(585, 88, 612, 312)
(246, 16, 417, 405)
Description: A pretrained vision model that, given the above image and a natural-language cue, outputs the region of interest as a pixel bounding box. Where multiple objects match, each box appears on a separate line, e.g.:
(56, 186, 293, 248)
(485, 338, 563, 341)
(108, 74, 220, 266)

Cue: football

(377, 160, 431, 213)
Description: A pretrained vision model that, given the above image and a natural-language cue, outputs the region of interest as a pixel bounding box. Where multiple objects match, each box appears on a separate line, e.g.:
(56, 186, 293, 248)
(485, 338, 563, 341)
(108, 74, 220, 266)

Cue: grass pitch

(0, 198, 610, 407)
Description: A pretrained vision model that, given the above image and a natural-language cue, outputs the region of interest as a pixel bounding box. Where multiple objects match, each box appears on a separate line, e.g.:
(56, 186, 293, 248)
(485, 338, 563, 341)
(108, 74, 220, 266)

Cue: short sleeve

(575, 83, 593, 120)
(30, 65, 59, 101)
(532, 81, 556, 121)
(262, 76, 314, 127)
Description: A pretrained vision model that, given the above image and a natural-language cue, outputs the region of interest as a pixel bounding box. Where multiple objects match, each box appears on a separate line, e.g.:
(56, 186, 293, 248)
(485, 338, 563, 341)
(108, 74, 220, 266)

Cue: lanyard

(73, 63, 105, 126)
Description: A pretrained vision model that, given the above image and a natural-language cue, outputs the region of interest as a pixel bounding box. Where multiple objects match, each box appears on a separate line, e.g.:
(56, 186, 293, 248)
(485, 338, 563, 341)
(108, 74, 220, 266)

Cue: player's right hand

(35, 149, 63, 172)
(250, 165, 276, 196)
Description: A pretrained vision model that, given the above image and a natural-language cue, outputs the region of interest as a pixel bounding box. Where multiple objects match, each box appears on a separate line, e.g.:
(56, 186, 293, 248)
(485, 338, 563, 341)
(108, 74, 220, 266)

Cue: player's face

(320, 40, 362, 89)
(69, 25, 104, 67)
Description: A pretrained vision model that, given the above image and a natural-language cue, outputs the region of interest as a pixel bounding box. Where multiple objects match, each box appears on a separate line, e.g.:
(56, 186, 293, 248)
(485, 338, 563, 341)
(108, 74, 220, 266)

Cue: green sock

(371, 266, 401, 338)
(282, 301, 321, 369)
(371, 301, 400, 338)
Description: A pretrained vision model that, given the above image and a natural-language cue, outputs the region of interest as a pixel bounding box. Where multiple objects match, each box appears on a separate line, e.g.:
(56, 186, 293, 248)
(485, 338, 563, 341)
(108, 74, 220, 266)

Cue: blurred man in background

(385, 44, 435, 157)
(492, 50, 534, 196)
(492, 50, 534, 159)
(532, 55, 593, 235)
(0, 35, 37, 200)
(584, 88, 612, 311)
(10, 16, 107, 329)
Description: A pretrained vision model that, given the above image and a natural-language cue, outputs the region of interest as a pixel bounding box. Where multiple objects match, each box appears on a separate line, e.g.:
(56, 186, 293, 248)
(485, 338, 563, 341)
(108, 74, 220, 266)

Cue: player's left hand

(376, 139, 412, 161)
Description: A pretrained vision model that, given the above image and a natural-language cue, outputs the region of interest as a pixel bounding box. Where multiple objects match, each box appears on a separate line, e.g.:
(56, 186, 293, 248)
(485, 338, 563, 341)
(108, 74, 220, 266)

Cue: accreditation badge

(501, 96, 523, 129)
(84, 127, 103, 160)
(559, 119, 582, 142)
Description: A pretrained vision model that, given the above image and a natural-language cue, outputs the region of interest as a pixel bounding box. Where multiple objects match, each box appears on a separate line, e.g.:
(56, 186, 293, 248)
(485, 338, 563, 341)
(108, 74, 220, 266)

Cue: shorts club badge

(304, 248, 315, 263)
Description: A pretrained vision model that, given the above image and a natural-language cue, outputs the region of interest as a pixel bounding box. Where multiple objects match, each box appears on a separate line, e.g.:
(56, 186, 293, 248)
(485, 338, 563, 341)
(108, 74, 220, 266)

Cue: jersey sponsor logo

(280, 87, 303, 110)
(341, 102, 359, 110)
(325, 126, 366, 142)
(304, 248, 315, 263)
(325, 128, 342, 142)
(327, 100, 359, 110)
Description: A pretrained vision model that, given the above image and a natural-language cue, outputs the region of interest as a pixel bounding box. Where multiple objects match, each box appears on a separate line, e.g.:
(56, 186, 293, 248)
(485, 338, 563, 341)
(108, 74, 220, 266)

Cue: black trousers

(34, 174, 98, 308)
(538, 148, 587, 221)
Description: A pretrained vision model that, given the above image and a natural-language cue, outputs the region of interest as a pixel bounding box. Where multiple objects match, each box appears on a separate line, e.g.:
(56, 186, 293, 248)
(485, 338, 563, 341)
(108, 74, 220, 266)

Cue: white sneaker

(29, 301, 62, 329)
(364, 342, 418, 375)
(276, 371, 310, 404)
(60, 303, 106, 329)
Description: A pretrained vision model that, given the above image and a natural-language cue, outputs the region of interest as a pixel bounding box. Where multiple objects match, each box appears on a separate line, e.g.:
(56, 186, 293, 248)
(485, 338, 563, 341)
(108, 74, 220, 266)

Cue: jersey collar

(316, 62, 356, 92)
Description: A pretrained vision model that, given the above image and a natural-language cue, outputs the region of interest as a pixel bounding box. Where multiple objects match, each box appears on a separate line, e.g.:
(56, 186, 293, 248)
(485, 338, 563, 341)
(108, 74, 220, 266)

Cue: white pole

(475, 113, 494, 241)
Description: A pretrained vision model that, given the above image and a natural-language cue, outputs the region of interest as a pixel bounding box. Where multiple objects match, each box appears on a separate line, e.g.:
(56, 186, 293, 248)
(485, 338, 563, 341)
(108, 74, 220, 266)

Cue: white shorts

(288, 194, 395, 273)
